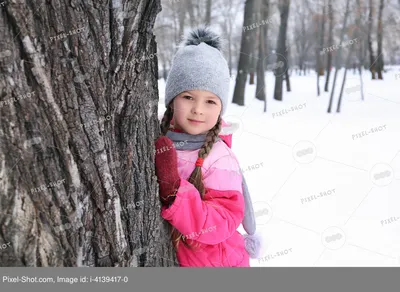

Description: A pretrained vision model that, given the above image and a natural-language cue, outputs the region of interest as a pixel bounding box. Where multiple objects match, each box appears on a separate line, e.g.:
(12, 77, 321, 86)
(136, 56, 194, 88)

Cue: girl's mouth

(188, 119, 204, 124)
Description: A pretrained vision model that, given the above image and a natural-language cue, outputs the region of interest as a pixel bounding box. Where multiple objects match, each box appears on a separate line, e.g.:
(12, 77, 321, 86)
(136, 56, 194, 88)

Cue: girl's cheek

(176, 108, 188, 117)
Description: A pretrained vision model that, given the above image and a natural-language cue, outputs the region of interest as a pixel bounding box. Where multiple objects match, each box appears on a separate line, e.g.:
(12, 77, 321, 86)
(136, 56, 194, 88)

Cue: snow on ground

(158, 67, 400, 266)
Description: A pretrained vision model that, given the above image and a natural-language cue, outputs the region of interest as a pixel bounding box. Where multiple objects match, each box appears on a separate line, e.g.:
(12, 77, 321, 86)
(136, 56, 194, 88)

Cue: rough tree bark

(233, 0, 257, 106)
(0, 0, 177, 267)
(273, 0, 290, 101)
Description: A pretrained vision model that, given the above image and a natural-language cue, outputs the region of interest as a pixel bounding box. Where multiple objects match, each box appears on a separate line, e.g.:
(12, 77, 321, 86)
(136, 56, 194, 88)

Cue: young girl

(154, 26, 261, 267)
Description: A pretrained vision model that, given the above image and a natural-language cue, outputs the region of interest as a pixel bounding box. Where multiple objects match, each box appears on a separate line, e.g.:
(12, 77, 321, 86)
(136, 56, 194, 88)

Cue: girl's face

(171, 90, 222, 135)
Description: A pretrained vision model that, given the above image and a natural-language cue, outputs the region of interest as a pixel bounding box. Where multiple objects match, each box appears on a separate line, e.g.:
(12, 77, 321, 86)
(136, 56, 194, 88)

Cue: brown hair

(159, 102, 222, 251)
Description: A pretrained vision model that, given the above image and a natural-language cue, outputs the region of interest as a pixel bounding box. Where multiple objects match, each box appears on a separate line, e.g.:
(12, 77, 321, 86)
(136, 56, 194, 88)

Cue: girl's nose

(191, 103, 204, 115)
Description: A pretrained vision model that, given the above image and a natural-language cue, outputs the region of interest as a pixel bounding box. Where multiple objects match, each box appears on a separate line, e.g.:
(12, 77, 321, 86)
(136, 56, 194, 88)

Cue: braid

(171, 116, 222, 252)
(158, 102, 223, 253)
(160, 106, 174, 136)
(187, 116, 222, 198)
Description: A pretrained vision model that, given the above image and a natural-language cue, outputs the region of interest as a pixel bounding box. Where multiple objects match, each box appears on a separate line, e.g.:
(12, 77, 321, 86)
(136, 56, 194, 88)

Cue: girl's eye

(183, 95, 216, 105)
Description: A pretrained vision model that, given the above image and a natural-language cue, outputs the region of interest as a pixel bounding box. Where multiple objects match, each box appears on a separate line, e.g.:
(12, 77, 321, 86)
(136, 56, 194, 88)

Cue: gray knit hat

(165, 26, 231, 116)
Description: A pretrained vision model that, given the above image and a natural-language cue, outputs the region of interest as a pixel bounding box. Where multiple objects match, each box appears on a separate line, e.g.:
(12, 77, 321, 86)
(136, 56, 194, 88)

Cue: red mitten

(154, 136, 181, 205)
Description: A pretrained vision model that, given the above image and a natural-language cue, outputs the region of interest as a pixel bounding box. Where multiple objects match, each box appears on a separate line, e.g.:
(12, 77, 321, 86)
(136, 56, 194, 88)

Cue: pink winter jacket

(160, 120, 250, 267)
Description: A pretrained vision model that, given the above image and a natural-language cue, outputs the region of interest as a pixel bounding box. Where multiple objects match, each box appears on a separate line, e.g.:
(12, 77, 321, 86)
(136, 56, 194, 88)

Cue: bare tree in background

(0, 0, 177, 267)
(152, 0, 399, 118)
(336, 26, 357, 112)
(293, 2, 313, 76)
(355, 0, 365, 101)
(186, 0, 196, 28)
(327, 0, 351, 113)
(249, 0, 260, 85)
(376, 0, 385, 79)
(233, 0, 257, 106)
(256, 0, 270, 106)
(284, 51, 292, 92)
(316, 0, 327, 96)
(170, 2, 179, 44)
(324, 0, 334, 92)
(178, 1, 186, 37)
(218, 0, 243, 76)
(205, 0, 212, 25)
(273, 0, 290, 101)
(367, 0, 376, 79)
(154, 9, 176, 81)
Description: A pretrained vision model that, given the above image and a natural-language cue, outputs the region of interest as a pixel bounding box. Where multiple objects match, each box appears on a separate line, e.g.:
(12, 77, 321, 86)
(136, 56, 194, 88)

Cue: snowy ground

(157, 67, 400, 267)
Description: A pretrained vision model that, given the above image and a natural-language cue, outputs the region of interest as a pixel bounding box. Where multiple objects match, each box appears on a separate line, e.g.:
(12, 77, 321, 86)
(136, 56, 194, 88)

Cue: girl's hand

(154, 137, 181, 205)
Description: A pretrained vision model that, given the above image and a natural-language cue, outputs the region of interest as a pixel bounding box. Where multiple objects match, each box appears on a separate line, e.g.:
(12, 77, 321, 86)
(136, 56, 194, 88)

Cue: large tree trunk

(0, 0, 177, 267)
(273, 0, 290, 101)
(233, 0, 257, 106)
(368, 0, 376, 79)
(327, 0, 351, 113)
(324, 0, 333, 92)
(376, 0, 384, 80)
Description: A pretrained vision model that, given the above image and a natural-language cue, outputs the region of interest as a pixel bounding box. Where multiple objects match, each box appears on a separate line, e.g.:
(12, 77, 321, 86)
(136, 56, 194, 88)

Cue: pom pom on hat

(183, 26, 222, 51)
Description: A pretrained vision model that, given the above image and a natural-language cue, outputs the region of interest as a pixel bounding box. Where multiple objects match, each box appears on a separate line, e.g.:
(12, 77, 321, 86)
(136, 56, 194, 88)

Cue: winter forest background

(0, 0, 399, 267)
